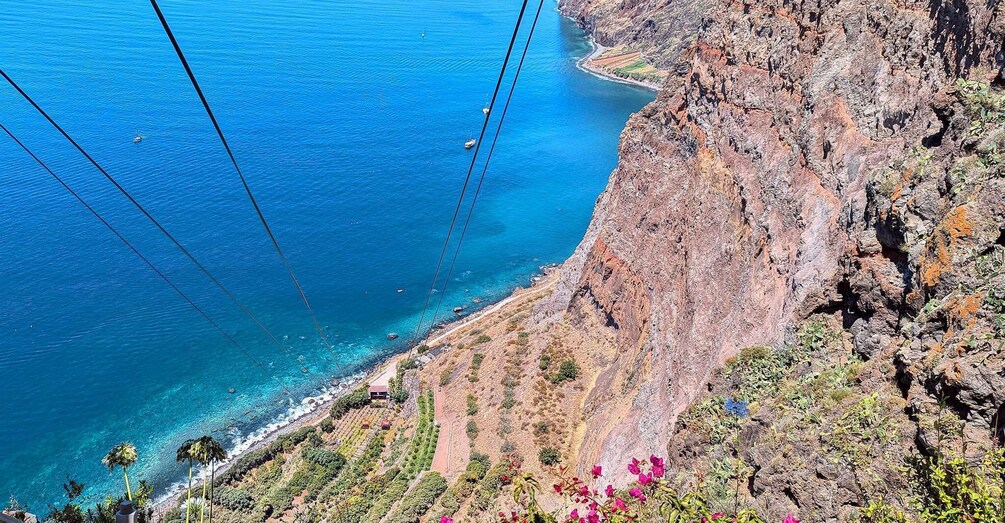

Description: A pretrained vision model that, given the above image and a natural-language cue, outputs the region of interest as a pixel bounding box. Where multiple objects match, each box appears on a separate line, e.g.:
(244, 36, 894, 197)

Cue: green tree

(102, 442, 138, 501)
(192, 435, 227, 523)
(176, 439, 197, 523)
(45, 477, 86, 523)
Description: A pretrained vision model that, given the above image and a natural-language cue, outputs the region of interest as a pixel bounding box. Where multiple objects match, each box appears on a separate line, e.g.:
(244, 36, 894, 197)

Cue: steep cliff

(546, 0, 1005, 510)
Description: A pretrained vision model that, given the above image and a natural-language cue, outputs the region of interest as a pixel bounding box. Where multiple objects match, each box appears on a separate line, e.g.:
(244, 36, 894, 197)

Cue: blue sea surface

(0, 0, 652, 509)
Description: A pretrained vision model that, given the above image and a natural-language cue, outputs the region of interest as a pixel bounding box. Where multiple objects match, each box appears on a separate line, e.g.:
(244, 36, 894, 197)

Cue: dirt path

(430, 386, 450, 475)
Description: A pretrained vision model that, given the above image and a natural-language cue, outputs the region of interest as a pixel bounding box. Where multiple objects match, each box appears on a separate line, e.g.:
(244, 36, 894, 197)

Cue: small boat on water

(464, 139, 476, 149)
(482, 107, 490, 116)
(133, 135, 142, 143)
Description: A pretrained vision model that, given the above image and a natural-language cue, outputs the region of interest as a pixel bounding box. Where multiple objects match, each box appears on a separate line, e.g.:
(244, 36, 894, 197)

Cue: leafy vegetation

(538, 447, 561, 466)
(548, 359, 579, 384)
(468, 353, 486, 382)
(905, 447, 1005, 521)
(957, 78, 1005, 136)
(329, 385, 372, 419)
(400, 390, 438, 478)
(386, 472, 448, 523)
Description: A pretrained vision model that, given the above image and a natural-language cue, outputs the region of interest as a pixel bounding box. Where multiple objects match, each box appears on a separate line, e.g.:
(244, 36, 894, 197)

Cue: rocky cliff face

(549, 0, 1005, 499)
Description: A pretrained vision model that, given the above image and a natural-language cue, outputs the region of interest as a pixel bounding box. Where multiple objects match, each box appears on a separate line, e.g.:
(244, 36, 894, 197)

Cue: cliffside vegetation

(10, 0, 1005, 522)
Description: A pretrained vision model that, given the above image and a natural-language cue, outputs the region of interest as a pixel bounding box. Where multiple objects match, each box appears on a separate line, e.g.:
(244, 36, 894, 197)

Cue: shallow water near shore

(0, 0, 653, 508)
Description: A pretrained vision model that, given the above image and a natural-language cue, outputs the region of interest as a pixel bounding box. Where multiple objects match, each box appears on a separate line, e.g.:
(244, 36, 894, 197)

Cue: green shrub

(469, 452, 491, 478)
(539, 353, 551, 370)
(417, 344, 431, 354)
(386, 472, 448, 523)
(302, 447, 346, 471)
(538, 447, 561, 466)
(439, 367, 453, 386)
(906, 447, 1005, 520)
(549, 359, 579, 384)
(724, 346, 789, 401)
(855, 501, 910, 522)
(473, 334, 492, 345)
(161, 508, 183, 523)
(215, 426, 315, 484)
(361, 474, 410, 523)
(466, 420, 479, 439)
(501, 389, 516, 409)
(469, 353, 486, 382)
(330, 386, 372, 419)
(466, 394, 478, 416)
(391, 387, 409, 404)
(472, 462, 514, 511)
(798, 320, 835, 348)
(957, 78, 1005, 135)
(216, 487, 254, 512)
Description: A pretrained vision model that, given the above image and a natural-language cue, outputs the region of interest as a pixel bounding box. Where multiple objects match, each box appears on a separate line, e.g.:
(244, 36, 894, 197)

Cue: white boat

(464, 139, 476, 149)
(133, 136, 142, 143)
(482, 107, 490, 116)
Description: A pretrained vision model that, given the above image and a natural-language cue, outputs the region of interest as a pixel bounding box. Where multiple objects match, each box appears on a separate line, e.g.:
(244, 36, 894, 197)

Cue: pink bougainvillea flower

(569, 508, 580, 521)
(629, 487, 646, 502)
(628, 458, 641, 475)
(554, 483, 563, 494)
(613, 498, 628, 511)
(591, 465, 603, 478)
(649, 455, 666, 478)
(637, 472, 653, 486)
(605, 484, 614, 497)
(702, 513, 725, 522)
(782, 515, 800, 523)
(440, 517, 454, 523)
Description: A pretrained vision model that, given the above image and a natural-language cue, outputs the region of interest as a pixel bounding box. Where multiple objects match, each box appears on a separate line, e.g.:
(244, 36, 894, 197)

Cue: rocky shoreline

(151, 266, 560, 515)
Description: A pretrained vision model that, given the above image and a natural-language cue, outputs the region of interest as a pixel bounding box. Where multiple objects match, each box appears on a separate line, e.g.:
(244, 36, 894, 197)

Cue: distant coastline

(576, 38, 663, 91)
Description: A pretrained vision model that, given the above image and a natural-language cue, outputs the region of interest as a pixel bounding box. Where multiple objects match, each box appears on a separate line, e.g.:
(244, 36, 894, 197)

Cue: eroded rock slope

(548, 0, 1005, 488)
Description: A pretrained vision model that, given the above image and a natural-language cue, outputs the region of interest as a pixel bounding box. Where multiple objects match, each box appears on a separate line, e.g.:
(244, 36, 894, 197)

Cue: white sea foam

(154, 371, 365, 507)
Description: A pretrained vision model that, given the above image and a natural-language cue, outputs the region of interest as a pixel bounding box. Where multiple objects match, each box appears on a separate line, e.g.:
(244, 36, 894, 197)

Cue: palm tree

(193, 435, 227, 523)
(176, 439, 197, 523)
(102, 442, 138, 501)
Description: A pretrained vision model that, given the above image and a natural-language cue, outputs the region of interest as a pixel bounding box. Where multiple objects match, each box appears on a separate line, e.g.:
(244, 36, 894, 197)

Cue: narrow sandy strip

(425, 277, 557, 348)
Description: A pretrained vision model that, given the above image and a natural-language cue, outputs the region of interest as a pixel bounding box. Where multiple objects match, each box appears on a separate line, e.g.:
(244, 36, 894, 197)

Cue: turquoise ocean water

(0, 0, 652, 509)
